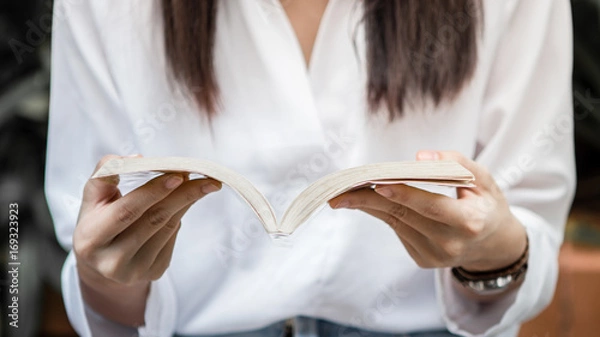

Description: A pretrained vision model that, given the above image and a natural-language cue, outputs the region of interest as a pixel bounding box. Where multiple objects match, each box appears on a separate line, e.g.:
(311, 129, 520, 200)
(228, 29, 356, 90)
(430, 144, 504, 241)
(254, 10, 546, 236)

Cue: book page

(92, 157, 474, 237)
(92, 157, 279, 233)
(278, 161, 474, 235)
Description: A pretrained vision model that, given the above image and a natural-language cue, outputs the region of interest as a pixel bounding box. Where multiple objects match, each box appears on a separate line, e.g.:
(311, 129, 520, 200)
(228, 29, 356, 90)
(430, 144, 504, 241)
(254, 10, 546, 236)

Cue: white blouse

(45, 0, 575, 336)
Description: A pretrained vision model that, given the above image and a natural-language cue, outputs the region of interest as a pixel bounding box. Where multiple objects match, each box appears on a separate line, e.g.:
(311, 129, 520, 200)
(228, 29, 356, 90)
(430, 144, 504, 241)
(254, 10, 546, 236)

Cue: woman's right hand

(73, 155, 221, 327)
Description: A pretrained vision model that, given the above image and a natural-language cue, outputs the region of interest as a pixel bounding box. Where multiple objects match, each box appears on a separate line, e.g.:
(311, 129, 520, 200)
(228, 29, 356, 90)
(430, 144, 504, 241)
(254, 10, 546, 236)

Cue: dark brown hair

(162, 0, 482, 119)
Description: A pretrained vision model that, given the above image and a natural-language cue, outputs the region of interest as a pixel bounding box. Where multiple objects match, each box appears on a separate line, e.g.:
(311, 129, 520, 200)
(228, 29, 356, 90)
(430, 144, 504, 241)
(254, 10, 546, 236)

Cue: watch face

(454, 266, 522, 295)
(496, 275, 513, 288)
(451, 243, 529, 296)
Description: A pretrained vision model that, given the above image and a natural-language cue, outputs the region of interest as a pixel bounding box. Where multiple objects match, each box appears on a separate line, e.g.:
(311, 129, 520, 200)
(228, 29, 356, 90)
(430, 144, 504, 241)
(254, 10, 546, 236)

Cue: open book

(92, 157, 474, 237)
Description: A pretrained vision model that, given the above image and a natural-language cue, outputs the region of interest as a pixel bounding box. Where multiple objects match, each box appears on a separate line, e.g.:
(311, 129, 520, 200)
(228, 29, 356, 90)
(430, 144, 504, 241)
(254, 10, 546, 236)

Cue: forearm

(78, 261, 149, 327)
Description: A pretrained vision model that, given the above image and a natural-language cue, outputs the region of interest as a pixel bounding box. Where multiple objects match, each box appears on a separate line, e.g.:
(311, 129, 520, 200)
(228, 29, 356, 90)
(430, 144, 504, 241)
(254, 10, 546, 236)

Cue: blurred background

(0, 0, 599, 336)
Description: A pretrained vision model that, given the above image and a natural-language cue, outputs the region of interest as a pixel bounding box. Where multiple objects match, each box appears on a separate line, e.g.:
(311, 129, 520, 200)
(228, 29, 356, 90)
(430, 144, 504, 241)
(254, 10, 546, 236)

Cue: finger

(433, 151, 503, 200)
(131, 205, 187, 274)
(94, 173, 186, 242)
(136, 204, 188, 265)
(112, 178, 221, 252)
(328, 187, 371, 208)
(147, 223, 180, 281)
(109, 208, 184, 284)
(397, 236, 423, 267)
(330, 189, 448, 238)
(416, 150, 495, 194)
(82, 155, 123, 209)
(374, 184, 465, 227)
(359, 208, 436, 267)
(358, 207, 425, 243)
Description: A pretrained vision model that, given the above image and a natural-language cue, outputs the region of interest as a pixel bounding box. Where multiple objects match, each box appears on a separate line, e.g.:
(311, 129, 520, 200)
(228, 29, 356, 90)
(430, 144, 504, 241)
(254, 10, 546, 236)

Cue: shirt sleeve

(45, 1, 177, 335)
(435, 0, 576, 336)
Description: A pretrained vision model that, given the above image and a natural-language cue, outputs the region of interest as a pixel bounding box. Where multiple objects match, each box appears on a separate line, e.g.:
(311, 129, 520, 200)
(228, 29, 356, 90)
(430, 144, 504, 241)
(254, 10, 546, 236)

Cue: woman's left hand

(328, 150, 527, 272)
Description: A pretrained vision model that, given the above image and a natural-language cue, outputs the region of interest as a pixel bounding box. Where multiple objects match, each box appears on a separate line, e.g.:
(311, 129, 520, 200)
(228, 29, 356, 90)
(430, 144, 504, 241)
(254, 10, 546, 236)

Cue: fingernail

(126, 154, 142, 158)
(165, 175, 183, 189)
(417, 151, 440, 161)
(333, 201, 350, 209)
(375, 187, 393, 198)
(202, 183, 220, 194)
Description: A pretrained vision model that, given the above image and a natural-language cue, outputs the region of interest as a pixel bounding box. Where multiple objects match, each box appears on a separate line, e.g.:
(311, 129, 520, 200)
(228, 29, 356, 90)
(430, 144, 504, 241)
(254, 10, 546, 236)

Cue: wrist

(461, 215, 527, 272)
(77, 260, 149, 327)
(77, 258, 148, 290)
(451, 232, 529, 299)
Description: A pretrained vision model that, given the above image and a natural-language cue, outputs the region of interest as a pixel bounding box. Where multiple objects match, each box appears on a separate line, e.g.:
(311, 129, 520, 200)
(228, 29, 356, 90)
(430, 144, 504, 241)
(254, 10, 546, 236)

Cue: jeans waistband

(173, 317, 457, 337)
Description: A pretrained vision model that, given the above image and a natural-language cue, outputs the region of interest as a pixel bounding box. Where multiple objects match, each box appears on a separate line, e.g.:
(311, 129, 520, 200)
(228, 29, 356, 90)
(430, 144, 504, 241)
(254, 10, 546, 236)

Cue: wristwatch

(451, 237, 529, 295)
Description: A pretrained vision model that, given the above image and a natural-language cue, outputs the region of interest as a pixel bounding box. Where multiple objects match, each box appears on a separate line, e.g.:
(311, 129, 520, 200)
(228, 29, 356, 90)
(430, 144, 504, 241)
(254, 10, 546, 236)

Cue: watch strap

(451, 236, 529, 294)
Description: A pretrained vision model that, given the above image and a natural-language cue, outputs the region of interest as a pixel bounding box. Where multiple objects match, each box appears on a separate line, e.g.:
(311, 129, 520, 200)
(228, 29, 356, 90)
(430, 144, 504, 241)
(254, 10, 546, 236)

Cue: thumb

(416, 150, 495, 194)
(82, 154, 130, 207)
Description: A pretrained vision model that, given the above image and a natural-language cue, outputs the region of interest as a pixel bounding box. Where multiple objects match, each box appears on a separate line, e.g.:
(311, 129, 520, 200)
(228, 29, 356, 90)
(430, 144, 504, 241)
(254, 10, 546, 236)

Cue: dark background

(0, 0, 599, 336)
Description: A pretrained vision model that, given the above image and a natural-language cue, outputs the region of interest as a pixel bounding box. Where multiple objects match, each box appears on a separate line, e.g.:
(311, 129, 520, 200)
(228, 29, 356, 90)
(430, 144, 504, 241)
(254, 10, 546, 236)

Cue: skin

(281, 0, 329, 67)
(329, 151, 528, 302)
(75, 1, 526, 328)
(75, 2, 332, 327)
(75, 155, 221, 326)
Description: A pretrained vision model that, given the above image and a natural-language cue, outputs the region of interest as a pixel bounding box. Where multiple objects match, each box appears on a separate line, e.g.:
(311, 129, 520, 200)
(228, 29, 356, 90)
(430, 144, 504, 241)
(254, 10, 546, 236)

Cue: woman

(45, 0, 575, 336)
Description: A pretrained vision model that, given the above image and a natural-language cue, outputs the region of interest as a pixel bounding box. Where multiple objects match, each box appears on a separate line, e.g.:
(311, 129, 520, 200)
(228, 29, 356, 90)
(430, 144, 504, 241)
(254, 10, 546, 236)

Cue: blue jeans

(174, 317, 458, 337)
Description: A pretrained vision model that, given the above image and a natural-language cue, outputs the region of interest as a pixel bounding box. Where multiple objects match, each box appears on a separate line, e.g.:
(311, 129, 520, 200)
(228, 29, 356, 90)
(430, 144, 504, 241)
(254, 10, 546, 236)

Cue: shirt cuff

(138, 268, 178, 336)
(61, 250, 178, 337)
(435, 206, 562, 337)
